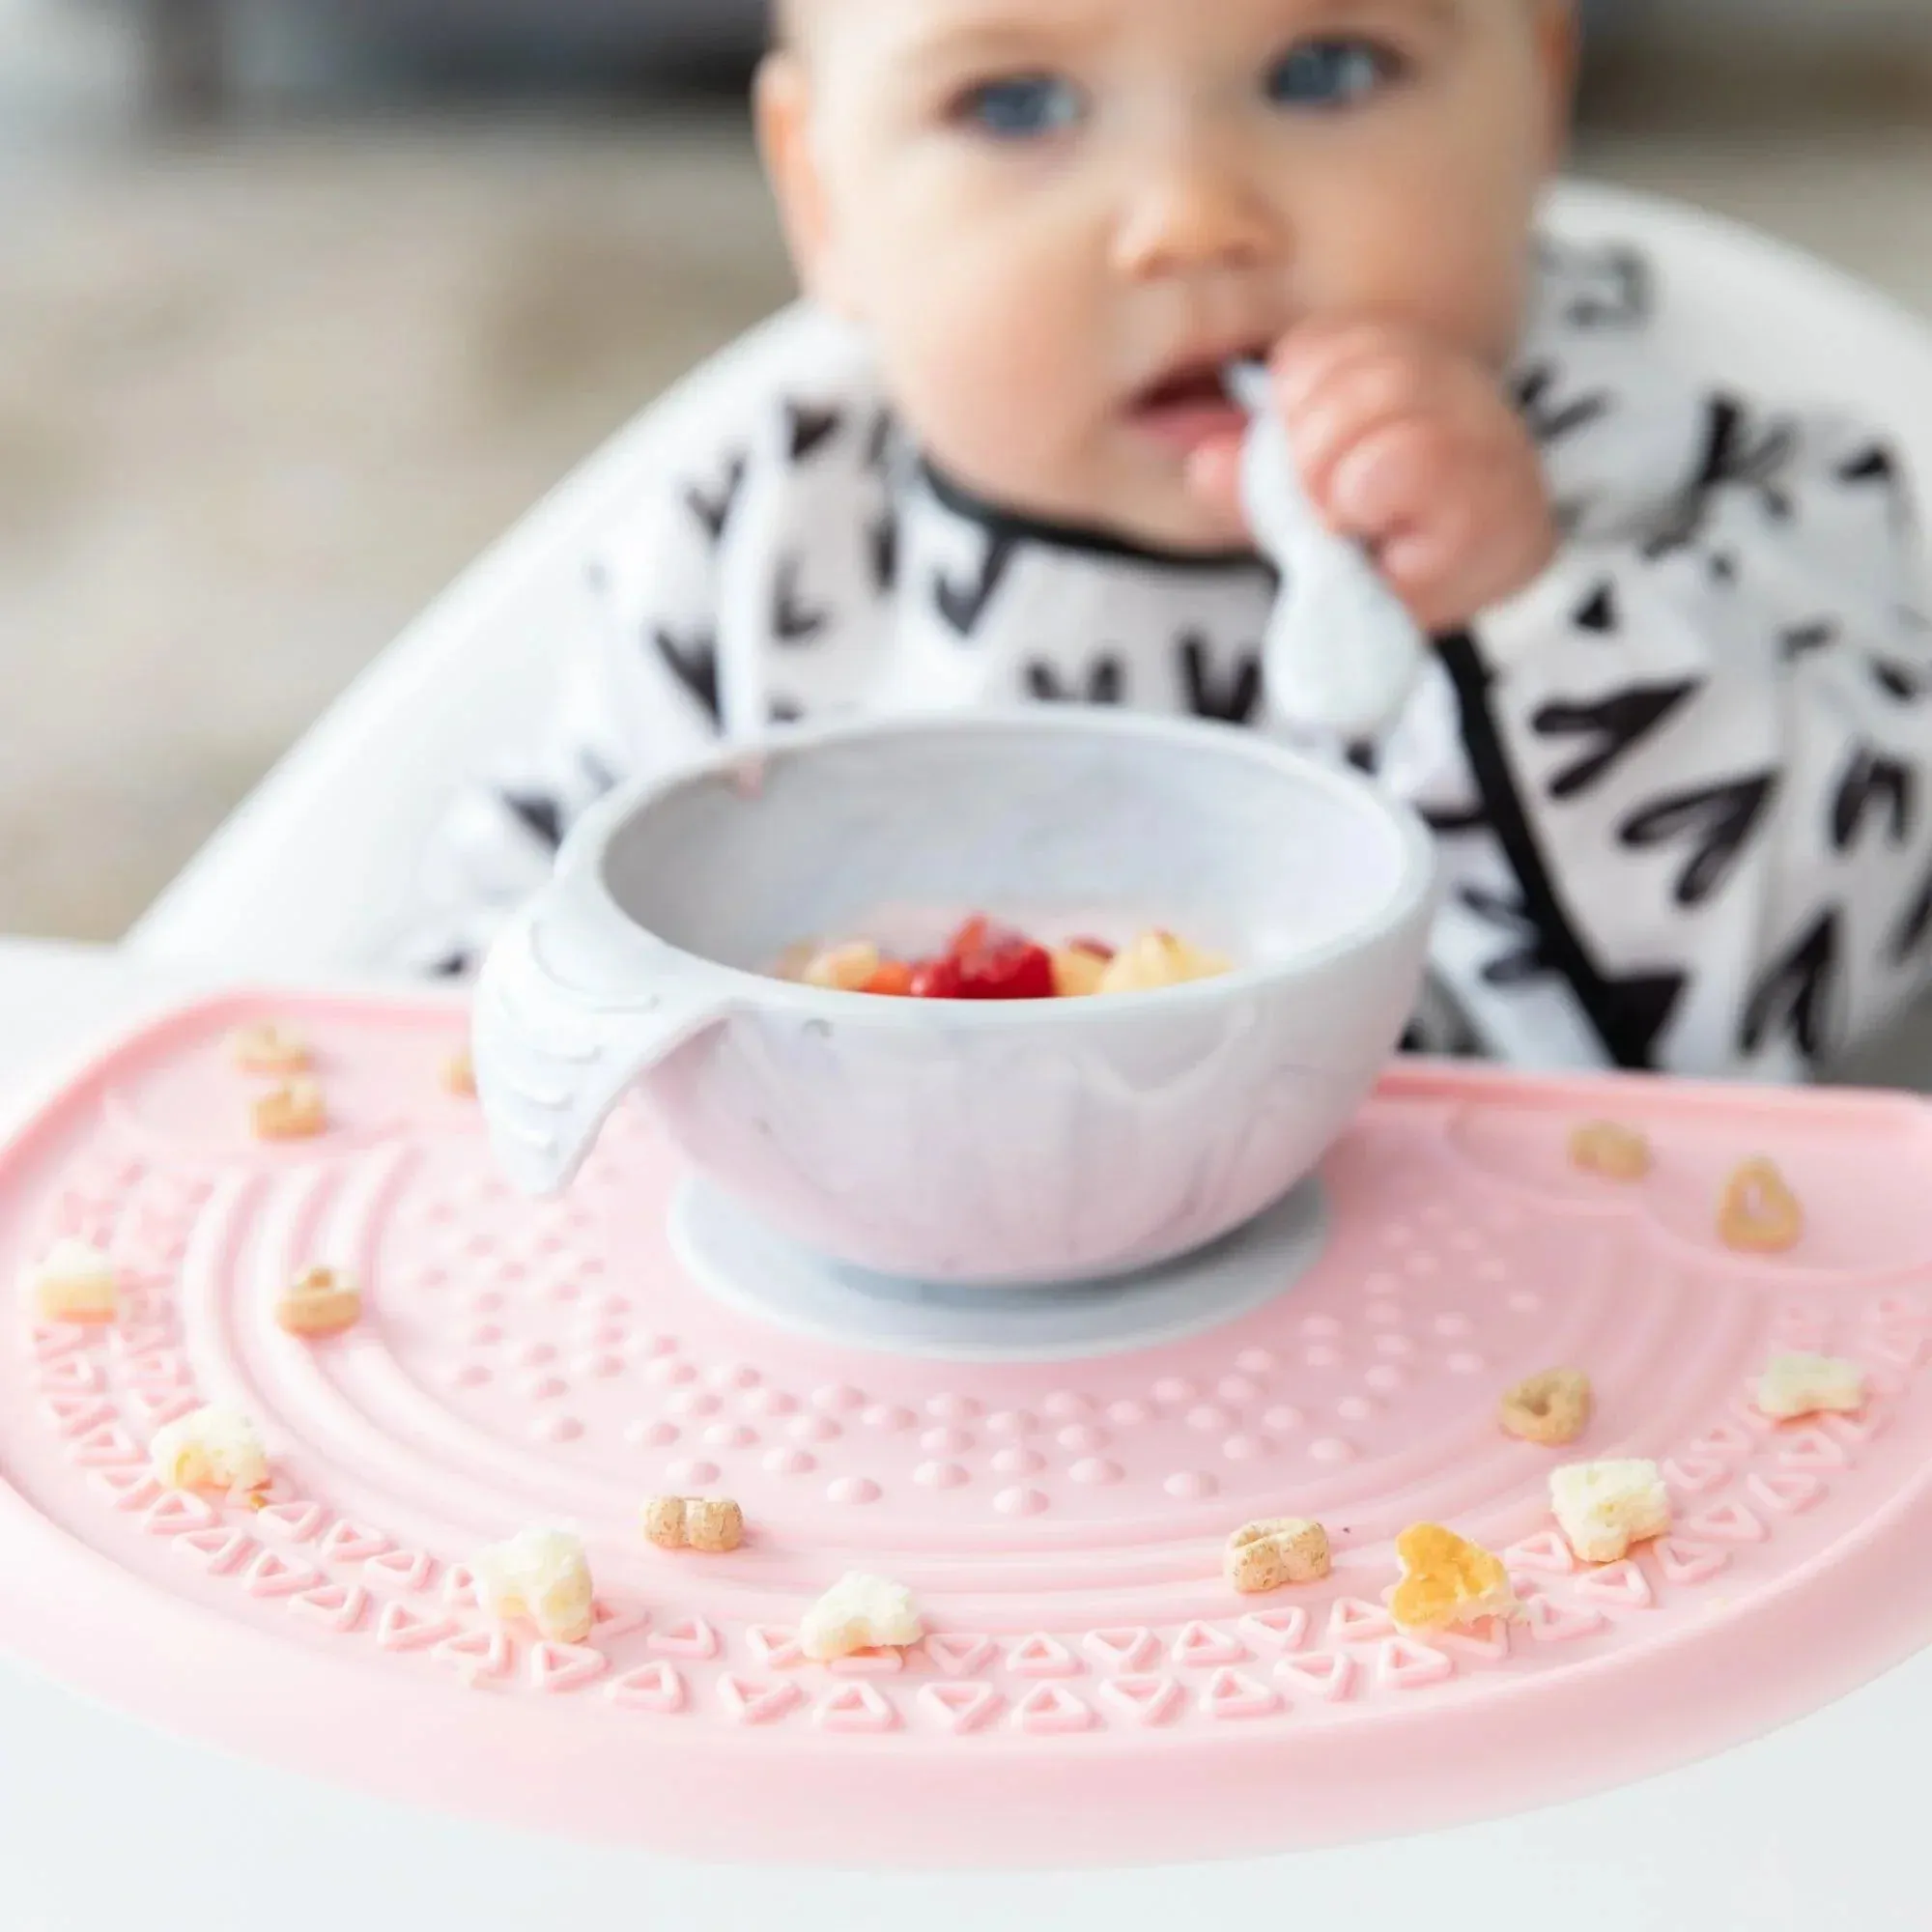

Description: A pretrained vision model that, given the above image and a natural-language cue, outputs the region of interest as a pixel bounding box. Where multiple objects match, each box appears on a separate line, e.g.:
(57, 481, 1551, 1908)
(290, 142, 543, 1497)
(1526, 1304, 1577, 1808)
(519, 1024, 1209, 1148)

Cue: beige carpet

(7, 32, 1932, 944)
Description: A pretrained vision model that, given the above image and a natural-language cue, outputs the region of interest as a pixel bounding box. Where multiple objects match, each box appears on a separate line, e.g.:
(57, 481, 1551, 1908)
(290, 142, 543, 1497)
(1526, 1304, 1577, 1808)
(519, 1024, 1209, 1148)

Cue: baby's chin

(1086, 469, 1258, 560)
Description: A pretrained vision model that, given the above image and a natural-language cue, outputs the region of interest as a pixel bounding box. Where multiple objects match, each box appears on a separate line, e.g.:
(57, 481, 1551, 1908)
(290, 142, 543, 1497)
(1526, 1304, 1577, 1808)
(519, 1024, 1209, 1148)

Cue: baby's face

(762, 0, 1573, 553)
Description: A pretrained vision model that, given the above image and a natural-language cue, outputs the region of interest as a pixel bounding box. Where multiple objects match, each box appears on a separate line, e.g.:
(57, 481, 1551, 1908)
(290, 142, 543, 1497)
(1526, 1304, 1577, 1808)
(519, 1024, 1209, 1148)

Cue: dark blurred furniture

(138, 0, 1635, 120)
(137, 0, 768, 118)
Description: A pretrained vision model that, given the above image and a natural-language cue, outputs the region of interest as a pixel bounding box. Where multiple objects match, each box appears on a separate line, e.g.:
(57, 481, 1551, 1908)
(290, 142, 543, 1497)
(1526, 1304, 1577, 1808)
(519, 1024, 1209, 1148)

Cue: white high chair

(127, 181, 1932, 1046)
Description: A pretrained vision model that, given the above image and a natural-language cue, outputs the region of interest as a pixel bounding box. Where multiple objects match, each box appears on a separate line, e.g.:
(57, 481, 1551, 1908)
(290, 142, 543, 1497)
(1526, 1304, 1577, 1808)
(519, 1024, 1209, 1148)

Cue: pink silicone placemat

(3, 989, 1931, 1868)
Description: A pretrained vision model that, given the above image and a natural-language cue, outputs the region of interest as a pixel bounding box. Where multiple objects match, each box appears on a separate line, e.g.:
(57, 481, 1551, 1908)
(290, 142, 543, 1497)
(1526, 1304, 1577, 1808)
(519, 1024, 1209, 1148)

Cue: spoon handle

(1226, 360, 1428, 741)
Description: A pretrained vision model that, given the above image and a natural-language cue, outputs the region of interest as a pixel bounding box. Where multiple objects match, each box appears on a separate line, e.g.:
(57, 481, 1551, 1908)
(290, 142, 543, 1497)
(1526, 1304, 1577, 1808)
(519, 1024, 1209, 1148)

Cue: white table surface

(0, 939, 1926, 1932)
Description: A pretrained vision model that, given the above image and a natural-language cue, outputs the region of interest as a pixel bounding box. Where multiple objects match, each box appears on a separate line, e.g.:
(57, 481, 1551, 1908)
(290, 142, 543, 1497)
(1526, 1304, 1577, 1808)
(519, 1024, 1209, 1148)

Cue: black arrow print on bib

(1458, 885, 1687, 1060)
(651, 626, 721, 725)
(1420, 798, 1490, 837)
(1458, 886, 1562, 989)
(1832, 747, 1918, 852)
(1838, 444, 1908, 520)
(1740, 908, 1843, 1064)
(869, 512, 899, 595)
(1027, 656, 1125, 704)
(773, 555, 830, 645)
(1617, 774, 1777, 909)
(1889, 860, 1932, 965)
(1531, 680, 1700, 801)
(1642, 398, 1802, 562)
(784, 401, 843, 463)
(1549, 242, 1654, 331)
(1575, 582, 1619, 636)
(1179, 634, 1264, 725)
(1703, 398, 1801, 521)
(1781, 619, 1838, 662)
(1512, 361, 1612, 447)
(684, 455, 747, 546)
(1870, 656, 1928, 702)
(498, 789, 565, 852)
(934, 532, 1019, 639)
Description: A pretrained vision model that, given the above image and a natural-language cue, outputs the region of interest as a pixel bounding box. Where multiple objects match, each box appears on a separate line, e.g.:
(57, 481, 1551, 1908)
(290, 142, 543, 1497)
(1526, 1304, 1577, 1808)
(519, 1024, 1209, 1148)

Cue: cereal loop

(231, 1023, 311, 1075)
(1719, 1157, 1804, 1255)
(276, 1266, 362, 1340)
(1568, 1121, 1650, 1181)
(252, 1079, 328, 1143)
(1498, 1368, 1593, 1447)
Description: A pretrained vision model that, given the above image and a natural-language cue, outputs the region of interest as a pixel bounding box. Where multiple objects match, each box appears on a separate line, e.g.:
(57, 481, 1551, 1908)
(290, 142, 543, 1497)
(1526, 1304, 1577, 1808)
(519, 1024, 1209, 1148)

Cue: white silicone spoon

(1227, 361, 1427, 742)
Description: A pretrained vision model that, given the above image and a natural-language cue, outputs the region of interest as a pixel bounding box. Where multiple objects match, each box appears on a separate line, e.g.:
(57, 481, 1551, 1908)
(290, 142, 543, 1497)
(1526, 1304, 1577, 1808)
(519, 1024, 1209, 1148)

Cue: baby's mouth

(1126, 348, 1268, 452)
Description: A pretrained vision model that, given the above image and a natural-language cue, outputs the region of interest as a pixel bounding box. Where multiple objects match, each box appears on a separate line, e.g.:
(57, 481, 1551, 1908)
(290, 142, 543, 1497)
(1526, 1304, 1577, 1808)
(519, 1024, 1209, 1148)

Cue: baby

(413, 0, 1931, 1081)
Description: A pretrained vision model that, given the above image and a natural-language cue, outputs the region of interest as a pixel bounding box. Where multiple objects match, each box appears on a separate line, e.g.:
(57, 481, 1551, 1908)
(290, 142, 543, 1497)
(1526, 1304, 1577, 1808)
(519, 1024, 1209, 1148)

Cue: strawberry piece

(947, 916, 992, 958)
(912, 917, 1060, 1000)
(909, 957, 967, 1000)
(955, 939, 1056, 1002)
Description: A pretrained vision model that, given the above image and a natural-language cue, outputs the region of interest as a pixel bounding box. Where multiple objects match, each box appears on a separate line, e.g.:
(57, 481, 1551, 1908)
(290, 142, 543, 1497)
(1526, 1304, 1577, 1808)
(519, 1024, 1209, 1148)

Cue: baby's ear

(755, 52, 859, 319)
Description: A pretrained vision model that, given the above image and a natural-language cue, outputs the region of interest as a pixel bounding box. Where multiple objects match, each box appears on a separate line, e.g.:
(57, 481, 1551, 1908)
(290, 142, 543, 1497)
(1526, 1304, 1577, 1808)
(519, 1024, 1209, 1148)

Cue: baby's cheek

(882, 247, 1099, 490)
(1291, 139, 1537, 371)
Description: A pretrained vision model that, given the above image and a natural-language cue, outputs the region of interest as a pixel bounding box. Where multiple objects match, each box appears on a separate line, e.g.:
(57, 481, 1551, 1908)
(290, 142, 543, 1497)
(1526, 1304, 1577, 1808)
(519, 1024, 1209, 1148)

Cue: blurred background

(4, 0, 1932, 944)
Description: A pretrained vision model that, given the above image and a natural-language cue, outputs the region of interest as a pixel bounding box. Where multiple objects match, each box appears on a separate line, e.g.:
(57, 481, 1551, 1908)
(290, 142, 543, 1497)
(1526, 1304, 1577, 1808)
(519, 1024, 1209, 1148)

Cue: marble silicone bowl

(473, 711, 1435, 1286)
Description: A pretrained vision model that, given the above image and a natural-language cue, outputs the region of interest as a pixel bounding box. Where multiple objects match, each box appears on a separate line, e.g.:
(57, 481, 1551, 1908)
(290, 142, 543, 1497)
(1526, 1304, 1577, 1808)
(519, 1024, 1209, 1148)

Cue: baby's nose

(1112, 150, 1286, 281)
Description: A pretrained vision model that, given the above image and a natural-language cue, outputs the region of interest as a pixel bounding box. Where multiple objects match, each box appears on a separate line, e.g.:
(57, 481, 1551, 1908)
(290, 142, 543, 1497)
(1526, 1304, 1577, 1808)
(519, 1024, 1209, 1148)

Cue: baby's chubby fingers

(1184, 318, 1558, 631)
(1268, 316, 1431, 417)
(1179, 322, 1438, 522)
(1323, 414, 1457, 546)
(1289, 356, 1445, 514)
(1377, 444, 1560, 633)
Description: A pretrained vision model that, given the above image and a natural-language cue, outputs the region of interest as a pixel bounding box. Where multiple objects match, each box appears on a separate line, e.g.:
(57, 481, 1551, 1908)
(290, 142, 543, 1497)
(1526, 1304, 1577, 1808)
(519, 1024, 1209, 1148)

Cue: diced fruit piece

(946, 916, 992, 958)
(863, 961, 917, 998)
(954, 938, 1056, 1001)
(1097, 931, 1233, 995)
(908, 957, 966, 1000)
(1051, 947, 1109, 999)
(804, 943, 882, 992)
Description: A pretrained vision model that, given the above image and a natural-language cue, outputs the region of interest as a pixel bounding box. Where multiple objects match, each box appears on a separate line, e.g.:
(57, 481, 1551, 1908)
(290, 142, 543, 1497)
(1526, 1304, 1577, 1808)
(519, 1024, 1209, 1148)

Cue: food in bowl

(779, 915, 1232, 1002)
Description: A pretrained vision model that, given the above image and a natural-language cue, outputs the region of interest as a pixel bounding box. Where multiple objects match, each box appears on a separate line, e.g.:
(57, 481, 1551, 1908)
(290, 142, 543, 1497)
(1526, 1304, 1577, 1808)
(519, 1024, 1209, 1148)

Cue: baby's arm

(398, 466, 728, 978)
(1463, 374, 1931, 1077)
(1208, 237, 1932, 1077)
(1401, 238, 1932, 1076)
(396, 307, 892, 979)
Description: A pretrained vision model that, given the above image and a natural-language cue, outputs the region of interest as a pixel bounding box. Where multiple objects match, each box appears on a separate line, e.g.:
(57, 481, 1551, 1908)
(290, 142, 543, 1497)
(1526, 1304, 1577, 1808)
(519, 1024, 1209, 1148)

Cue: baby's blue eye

(955, 74, 1085, 139)
(1266, 38, 1394, 109)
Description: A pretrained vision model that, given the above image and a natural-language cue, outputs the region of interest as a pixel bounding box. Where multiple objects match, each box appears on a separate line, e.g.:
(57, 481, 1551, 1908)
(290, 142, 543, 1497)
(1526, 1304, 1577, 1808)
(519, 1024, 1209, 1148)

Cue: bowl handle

(471, 881, 738, 1197)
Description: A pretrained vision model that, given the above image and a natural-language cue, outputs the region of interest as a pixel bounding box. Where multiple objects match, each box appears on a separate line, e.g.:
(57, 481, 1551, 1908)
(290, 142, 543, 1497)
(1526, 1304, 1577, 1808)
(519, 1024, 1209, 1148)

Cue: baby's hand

(1195, 321, 1558, 636)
